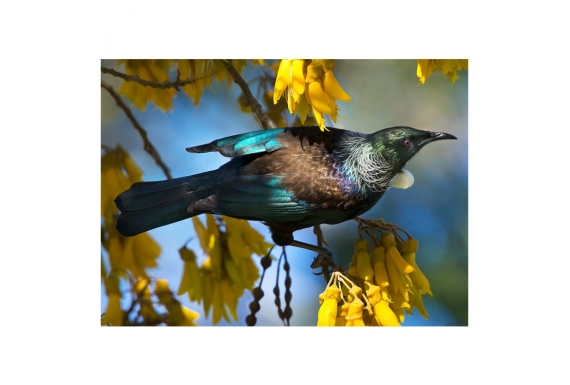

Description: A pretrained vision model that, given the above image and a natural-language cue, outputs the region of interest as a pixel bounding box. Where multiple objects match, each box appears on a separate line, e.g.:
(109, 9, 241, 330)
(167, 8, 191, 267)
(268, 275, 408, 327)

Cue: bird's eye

(403, 139, 411, 147)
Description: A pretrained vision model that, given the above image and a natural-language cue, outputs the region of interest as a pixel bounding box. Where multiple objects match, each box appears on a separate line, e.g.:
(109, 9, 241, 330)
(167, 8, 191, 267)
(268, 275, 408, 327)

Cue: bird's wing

(186, 128, 288, 157)
(215, 175, 311, 222)
(185, 126, 336, 158)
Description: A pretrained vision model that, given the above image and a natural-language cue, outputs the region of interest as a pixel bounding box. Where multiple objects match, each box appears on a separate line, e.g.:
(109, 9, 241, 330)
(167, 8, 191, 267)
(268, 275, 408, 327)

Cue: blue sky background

(101, 59, 468, 326)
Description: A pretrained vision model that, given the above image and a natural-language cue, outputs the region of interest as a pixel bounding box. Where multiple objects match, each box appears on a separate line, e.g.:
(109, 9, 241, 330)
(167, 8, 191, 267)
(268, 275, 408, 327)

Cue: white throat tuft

(389, 168, 414, 189)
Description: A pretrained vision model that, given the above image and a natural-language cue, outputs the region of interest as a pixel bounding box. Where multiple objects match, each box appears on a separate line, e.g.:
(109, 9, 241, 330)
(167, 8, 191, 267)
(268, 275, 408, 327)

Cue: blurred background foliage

(101, 59, 468, 326)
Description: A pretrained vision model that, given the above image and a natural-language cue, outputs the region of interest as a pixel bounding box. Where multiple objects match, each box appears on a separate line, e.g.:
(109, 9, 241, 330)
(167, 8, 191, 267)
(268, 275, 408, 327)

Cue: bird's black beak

(419, 131, 457, 147)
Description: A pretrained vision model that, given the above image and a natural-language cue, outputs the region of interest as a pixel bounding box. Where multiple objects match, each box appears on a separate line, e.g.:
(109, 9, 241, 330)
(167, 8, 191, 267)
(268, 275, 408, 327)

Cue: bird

(114, 126, 456, 254)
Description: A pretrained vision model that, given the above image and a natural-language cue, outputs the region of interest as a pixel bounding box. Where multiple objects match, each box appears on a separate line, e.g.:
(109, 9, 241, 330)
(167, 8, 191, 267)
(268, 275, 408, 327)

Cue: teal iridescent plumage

(115, 126, 456, 245)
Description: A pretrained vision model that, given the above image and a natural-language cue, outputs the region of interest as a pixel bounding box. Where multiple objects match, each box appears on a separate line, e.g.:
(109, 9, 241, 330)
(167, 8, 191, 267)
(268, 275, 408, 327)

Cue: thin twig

(101, 66, 223, 91)
(222, 60, 276, 130)
(101, 80, 173, 179)
(313, 224, 330, 248)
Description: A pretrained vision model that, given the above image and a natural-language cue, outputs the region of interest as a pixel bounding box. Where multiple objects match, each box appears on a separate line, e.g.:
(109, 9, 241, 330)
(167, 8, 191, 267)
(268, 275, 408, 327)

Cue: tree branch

(222, 60, 276, 130)
(101, 80, 173, 179)
(101, 66, 222, 91)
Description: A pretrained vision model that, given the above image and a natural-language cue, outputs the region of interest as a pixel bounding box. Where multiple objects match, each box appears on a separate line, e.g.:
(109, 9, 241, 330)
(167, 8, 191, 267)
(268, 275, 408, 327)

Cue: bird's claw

(310, 249, 333, 269)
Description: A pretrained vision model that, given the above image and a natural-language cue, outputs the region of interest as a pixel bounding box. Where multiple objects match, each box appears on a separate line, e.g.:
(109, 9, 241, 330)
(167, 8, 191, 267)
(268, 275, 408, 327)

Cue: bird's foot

(287, 240, 339, 282)
(309, 250, 334, 270)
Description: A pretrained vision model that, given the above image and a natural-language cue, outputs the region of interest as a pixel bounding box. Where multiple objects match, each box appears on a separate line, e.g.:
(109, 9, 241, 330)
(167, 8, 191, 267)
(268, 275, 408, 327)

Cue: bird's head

(369, 126, 457, 174)
(338, 126, 456, 193)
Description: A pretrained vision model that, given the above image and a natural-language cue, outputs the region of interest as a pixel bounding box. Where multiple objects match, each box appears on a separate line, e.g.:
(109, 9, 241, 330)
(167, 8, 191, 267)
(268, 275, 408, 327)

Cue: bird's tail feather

(115, 172, 216, 236)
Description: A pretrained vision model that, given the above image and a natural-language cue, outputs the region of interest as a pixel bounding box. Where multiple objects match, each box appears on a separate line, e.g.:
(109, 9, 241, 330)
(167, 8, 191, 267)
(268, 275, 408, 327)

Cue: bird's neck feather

(338, 132, 395, 194)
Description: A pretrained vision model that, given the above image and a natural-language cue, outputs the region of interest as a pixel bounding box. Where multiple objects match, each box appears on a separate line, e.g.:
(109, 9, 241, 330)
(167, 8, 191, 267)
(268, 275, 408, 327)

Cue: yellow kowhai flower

(117, 59, 260, 110)
(101, 269, 123, 326)
(417, 59, 468, 84)
(273, 59, 305, 105)
(178, 59, 234, 106)
(316, 271, 374, 327)
(317, 224, 433, 326)
(273, 59, 351, 131)
(100, 293, 124, 326)
(317, 298, 338, 326)
(118, 59, 177, 111)
(177, 247, 203, 303)
(155, 279, 199, 326)
(374, 299, 400, 326)
(101, 147, 160, 278)
(183, 215, 272, 324)
(135, 278, 161, 325)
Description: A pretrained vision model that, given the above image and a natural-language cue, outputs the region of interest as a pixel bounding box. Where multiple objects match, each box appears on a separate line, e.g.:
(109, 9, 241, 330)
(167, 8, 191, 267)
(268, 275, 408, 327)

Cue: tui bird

(115, 126, 456, 252)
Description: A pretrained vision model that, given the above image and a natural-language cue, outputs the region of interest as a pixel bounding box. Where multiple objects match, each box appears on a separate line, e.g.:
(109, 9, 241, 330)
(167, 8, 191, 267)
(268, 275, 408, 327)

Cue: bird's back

(240, 127, 372, 211)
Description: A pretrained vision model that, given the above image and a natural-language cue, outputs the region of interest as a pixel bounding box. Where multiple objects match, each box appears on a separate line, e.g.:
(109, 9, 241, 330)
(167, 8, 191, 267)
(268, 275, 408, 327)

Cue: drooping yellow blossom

(317, 298, 338, 326)
(356, 248, 375, 283)
(317, 221, 432, 326)
(100, 293, 124, 326)
(101, 269, 123, 326)
(118, 59, 177, 111)
(155, 279, 199, 326)
(177, 247, 202, 302)
(374, 299, 400, 326)
(101, 147, 161, 279)
(102, 147, 173, 326)
(417, 59, 468, 84)
(177, 59, 233, 106)
(135, 278, 161, 324)
(180, 215, 273, 324)
(273, 59, 305, 105)
(273, 59, 351, 131)
(116, 60, 264, 110)
(317, 271, 371, 327)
